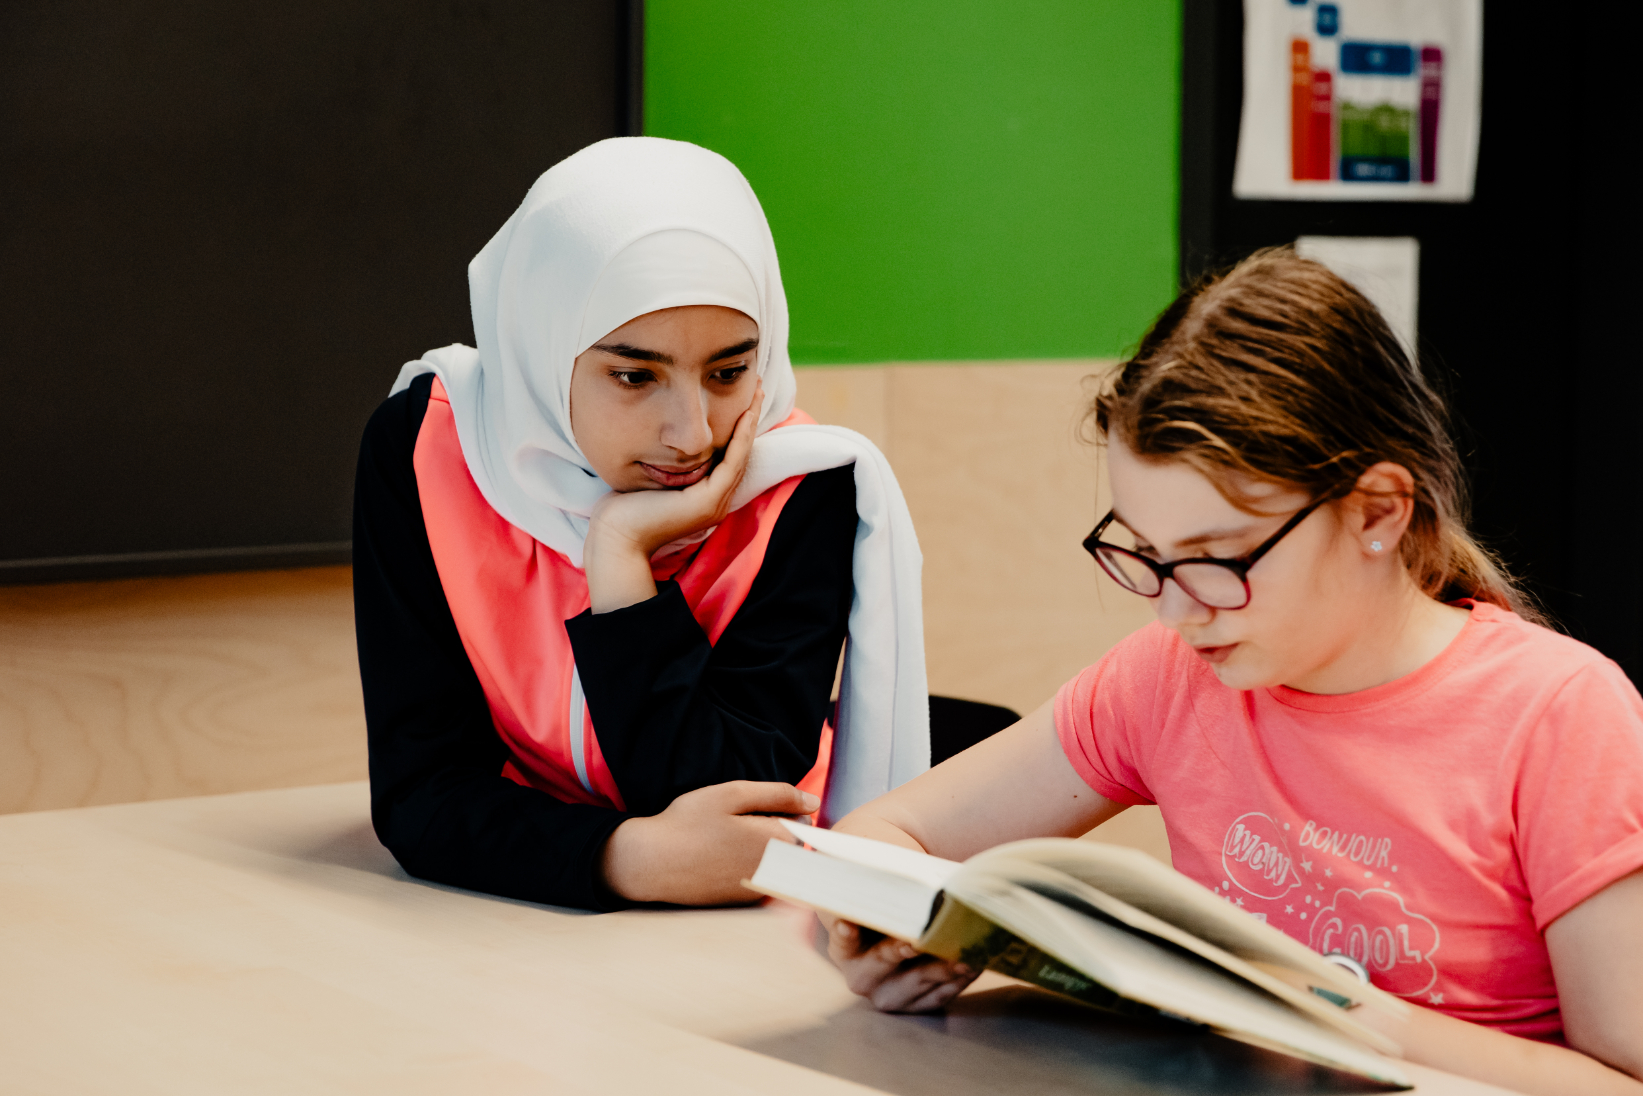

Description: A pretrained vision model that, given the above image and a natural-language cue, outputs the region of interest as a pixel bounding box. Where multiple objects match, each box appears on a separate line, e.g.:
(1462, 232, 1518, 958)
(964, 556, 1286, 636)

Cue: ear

(1345, 462, 1416, 558)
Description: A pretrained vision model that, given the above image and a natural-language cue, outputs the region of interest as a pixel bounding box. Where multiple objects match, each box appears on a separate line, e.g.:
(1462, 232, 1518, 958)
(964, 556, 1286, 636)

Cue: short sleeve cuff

(1533, 828, 1643, 931)
(1054, 677, 1152, 807)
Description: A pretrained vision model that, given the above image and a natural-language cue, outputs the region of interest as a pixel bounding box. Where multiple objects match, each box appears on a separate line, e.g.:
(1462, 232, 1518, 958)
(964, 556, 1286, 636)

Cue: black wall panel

(1, 0, 636, 581)
(1181, 0, 1641, 680)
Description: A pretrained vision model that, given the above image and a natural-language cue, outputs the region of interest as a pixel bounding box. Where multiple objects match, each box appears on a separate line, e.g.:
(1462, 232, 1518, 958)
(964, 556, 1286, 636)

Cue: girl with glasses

(821, 250, 1643, 1094)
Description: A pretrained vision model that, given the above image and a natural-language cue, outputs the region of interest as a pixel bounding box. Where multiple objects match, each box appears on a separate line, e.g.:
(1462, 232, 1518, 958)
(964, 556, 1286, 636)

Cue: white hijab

(391, 137, 928, 820)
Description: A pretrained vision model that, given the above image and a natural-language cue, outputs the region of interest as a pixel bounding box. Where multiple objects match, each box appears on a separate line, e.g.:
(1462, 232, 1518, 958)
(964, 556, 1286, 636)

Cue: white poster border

(1232, 0, 1483, 203)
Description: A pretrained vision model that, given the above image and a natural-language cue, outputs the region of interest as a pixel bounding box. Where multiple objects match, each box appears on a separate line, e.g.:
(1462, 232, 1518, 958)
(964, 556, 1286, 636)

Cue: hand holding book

(750, 821, 1414, 1088)
(824, 914, 980, 1013)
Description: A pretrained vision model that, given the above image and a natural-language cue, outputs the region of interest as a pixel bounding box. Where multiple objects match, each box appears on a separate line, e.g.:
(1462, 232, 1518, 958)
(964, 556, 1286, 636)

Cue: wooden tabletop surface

(0, 782, 1523, 1095)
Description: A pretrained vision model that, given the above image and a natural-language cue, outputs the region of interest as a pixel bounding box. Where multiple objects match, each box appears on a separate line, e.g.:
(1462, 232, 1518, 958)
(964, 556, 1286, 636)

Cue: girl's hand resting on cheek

(584, 382, 765, 613)
(599, 778, 814, 906)
(824, 915, 981, 1012)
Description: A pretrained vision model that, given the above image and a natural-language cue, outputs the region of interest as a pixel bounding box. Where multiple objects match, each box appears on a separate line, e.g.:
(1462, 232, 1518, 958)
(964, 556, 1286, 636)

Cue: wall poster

(1233, 0, 1482, 202)
(1294, 236, 1419, 352)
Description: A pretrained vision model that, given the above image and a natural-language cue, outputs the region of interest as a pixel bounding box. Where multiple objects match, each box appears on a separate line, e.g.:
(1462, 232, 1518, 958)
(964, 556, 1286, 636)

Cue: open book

(749, 823, 1413, 1089)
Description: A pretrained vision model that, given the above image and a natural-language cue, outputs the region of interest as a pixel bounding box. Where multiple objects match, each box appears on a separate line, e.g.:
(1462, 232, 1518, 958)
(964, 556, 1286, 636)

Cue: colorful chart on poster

(1234, 0, 1481, 202)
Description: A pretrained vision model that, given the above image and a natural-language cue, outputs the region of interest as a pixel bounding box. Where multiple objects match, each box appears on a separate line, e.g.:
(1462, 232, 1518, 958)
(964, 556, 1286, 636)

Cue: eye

(710, 363, 750, 385)
(609, 369, 654, 388)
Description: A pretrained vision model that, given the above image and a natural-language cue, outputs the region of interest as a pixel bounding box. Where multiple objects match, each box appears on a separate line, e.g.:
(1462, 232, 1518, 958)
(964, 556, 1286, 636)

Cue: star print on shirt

(1285, 905, 1294, 914)
(1301, 859, 1313, 873)
(1429, 992, 1445, 1005)
(1235, 898, 1244, 907)
(1324, 867, 1334, 877)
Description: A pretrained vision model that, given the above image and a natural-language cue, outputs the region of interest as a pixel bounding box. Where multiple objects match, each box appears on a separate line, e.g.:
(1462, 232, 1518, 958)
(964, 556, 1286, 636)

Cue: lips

(1193, 644, 1236, 665)
(638, 460, 711, 488)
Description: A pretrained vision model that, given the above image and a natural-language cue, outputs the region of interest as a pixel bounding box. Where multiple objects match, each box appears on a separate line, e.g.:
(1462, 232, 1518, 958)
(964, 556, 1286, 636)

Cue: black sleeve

(352, 372, 630, 911)
(565, 464, 857, 817)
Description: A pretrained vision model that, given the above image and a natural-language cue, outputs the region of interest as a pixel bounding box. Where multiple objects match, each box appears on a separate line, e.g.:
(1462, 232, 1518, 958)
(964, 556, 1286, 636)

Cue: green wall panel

(645, 1, 1180, 363)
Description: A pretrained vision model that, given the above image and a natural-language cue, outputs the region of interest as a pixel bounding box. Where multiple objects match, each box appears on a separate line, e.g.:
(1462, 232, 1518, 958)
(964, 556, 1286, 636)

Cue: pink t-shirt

(1054, 602, 1643, 1040)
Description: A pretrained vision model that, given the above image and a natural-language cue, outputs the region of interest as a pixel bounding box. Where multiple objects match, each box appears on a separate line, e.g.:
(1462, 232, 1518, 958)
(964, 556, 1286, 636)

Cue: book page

(747, 838, 943, 942)
(951, 879, 1410, 1088)
(978, 839, 1405, 1015)
(779, 820, 963, 890)
(953, 856, 1399, 1055)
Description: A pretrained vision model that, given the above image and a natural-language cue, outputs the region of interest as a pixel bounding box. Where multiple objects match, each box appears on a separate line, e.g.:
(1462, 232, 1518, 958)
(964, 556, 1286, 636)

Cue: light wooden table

(0, 783, 1522, 1095)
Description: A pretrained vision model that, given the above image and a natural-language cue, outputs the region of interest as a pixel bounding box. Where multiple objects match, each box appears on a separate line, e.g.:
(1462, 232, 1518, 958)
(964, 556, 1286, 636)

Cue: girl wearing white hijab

(353, 137, 929, 909)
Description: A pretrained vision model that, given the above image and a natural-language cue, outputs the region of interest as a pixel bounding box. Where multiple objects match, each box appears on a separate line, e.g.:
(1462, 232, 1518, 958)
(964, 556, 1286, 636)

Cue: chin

(1206, 652, 1280, 691)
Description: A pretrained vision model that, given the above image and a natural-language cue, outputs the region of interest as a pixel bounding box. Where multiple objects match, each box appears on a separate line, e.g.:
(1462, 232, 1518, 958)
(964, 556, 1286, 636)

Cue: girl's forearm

(1369, 999, 1643, 1095)
(832, 807, 929, 853)
(582, 525, 659, 614)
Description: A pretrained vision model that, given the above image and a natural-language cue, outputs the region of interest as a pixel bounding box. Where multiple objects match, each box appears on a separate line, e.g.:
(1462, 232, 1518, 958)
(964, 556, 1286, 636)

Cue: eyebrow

(1111, 511, 1264, 552)
(589, 337, 760, 368)
(590, 342, 672, 365)
(707, 337, 759, 362)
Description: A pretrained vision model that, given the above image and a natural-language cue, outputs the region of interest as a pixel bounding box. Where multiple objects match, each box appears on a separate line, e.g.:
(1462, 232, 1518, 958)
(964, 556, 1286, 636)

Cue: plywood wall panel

(801, 362, 1157, 716)
(8, 366, 1162, 835)
(790, 365, 891, 455)
(0, 568, 365, 814)
(798, 361, 1166, 858)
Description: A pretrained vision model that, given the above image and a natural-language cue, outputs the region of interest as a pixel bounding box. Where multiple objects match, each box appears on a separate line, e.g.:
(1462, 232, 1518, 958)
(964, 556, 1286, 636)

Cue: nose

(1154, 577, 1214, 630)
(657, 382, 714, 457)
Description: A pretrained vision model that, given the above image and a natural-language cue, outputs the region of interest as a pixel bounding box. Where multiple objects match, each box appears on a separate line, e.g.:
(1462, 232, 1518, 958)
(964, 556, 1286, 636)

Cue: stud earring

(1371, 541, 1383, 552)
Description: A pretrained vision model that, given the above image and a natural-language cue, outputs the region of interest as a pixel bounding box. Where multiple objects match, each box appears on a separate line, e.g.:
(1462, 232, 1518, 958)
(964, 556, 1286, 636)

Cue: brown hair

(1092, 247, 1543, 623)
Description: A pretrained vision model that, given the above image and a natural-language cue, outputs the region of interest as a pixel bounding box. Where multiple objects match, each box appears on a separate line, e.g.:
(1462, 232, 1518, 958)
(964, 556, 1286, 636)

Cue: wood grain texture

(0, 566, 365, 814)
(0, 783, 1518, 1096)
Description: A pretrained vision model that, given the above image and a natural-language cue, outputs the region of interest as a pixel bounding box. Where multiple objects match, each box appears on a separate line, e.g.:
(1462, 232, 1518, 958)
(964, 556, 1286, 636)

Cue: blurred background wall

(645, 0, 1179, 364)
(645, 0, 1181, 723)
(0, 0, 636, 582)
(1179, 0, 1640, 681)
(1, 3, 1634, 837)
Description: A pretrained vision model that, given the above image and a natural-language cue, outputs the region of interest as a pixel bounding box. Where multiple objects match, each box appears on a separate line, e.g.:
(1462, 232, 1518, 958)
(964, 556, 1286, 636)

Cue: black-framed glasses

(1082, 496, 1333, 610)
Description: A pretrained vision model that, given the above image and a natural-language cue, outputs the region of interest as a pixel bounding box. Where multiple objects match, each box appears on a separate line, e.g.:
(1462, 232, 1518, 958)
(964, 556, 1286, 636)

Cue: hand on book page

(824, 915, 981, 1013)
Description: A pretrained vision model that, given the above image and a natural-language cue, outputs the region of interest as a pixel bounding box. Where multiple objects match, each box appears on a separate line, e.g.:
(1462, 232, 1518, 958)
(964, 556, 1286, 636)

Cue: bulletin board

(0, 0, 640, 582)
